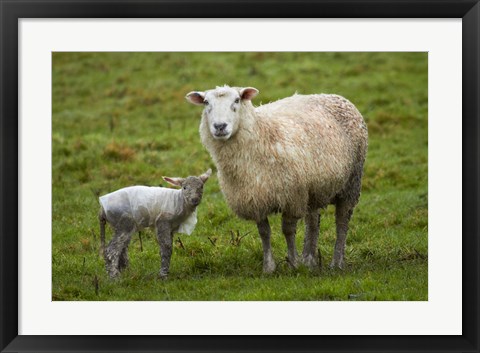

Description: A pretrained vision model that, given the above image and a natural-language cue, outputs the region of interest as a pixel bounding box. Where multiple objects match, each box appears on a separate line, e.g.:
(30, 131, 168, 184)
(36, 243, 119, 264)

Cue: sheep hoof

(302, 255, 318, 270)
(329, 260, 345, 270)
(286, 256, 300, 269)
(263, 261, 276, 274)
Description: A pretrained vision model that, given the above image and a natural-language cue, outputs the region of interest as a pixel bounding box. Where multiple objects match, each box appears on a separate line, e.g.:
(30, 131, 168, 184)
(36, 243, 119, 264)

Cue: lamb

(186, 86, 367, 273)
(99, 169, 211, 279)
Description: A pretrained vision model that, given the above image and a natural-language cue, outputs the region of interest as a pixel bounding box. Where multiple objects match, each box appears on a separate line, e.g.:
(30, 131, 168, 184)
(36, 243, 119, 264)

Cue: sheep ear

(163, 176, 184, 187)
(240, 87, 259, 101)
(199, 168, 212, 183)
(186, 91, 205, 105)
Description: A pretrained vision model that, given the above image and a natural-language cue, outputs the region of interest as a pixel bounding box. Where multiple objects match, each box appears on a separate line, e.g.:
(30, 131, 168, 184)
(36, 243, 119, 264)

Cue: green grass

(52, 52, 428, 301)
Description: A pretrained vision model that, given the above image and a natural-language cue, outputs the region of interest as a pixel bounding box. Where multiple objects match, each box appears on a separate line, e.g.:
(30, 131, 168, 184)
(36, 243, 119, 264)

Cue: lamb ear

(186, 91, 206, 105)
(240, 87, 259, 101)
(199, 168, 212, 183)
(163, 176, 184, 187)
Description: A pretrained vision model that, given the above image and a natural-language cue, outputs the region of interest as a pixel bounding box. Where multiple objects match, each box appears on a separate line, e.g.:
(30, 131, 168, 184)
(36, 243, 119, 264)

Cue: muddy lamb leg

(156, 220, 174, 279)
(104, 215, 135, 278)
(118, 245, 130, 272)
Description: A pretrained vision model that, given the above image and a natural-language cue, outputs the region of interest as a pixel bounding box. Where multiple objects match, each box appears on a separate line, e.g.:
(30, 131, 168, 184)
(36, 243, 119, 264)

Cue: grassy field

(52, 52, 428, 301)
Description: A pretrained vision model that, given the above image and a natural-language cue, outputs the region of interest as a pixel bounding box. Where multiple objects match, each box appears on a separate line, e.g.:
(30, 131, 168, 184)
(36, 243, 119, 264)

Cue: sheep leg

(331, 199, 353, 269)
(257, 219, 276, 273)
(105, 230, 134, 278)
(99, 207, 107, 257)
(281, 215, 299, 268)
(118, 244, 130, 272)
(104, 215, 135, 278)
(303, 209, 320, 269)
(156, 221, 173, 279)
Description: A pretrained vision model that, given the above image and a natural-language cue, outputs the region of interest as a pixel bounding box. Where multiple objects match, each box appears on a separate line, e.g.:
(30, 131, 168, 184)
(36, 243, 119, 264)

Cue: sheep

(186, 86, 367, 273)
(99, 169, 211, 279)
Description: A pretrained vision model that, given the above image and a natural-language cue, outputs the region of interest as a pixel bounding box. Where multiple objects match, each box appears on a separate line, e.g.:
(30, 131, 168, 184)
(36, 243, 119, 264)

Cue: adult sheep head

(186, 86, 258, 141)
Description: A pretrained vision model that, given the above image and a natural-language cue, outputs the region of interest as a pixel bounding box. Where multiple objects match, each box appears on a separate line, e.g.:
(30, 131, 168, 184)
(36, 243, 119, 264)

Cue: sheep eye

(234, 98, 240, 104)
(204, 100, 209, 106)
(183, 186, 187, 190)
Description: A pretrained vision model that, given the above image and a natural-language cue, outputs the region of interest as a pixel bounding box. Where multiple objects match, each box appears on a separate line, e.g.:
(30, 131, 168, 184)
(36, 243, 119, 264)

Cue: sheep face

(163, 169, 212, 207)
(186, 86, 259, 141)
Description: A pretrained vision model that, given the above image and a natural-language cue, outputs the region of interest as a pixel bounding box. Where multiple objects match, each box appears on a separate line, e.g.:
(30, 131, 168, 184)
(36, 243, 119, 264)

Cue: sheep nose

(192, 198, 200, 205)
(214, 123, 227, 132)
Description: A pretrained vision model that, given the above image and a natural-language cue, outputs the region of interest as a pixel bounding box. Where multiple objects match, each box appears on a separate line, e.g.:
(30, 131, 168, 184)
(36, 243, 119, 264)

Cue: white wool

(99, 186, 197, 235)
(177, 209, 197, 235)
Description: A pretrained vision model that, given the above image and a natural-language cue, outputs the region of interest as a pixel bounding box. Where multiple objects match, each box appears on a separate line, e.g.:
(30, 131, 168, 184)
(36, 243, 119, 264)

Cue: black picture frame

(1, 1, 478, 352)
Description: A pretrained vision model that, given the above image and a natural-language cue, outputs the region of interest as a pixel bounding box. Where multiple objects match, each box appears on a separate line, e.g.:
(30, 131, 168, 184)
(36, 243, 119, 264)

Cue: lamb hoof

(107, 270, 120, 279)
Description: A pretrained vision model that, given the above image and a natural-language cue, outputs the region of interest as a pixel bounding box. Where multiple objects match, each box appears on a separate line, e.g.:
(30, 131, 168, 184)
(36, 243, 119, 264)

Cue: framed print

(1, 0, 479, 352)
